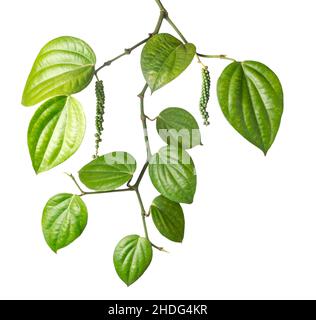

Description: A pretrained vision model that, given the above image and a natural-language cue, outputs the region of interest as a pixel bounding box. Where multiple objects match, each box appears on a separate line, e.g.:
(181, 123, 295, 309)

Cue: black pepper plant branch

(94, 1, 220, 250)
(70, 1, 234, 248)
(131, 9, 166, 245)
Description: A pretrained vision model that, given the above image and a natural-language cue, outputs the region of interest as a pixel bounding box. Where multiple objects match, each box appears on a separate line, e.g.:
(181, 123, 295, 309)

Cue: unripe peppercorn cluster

(94, 80, 105, 158)
(199, 66, 211, 126)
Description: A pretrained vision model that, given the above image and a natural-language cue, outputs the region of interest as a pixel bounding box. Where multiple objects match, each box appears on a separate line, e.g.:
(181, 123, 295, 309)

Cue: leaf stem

(65, 172, 133, 196)
(165, 16, 188, 43)
(197, 53, 237, 62)
(151, 242, 168, 252)
(65, 173, 85, 194)
(81, 188, 133, 197)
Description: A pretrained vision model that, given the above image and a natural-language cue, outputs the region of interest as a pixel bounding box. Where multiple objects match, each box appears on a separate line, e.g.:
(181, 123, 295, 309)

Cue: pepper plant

(21, 0, 283, 286)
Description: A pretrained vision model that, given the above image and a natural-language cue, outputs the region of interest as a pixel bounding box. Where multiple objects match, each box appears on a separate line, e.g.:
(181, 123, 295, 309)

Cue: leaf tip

(48, 244, 58, 254)
(186, 198, 194, 205)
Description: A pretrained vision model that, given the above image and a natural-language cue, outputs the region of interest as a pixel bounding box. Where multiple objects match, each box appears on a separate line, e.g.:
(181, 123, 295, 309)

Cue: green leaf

(22, 36, 96, 106)
(156, 107, 201, 149)
(150, 195, 184, 243)
(149, 145, 196, 204)
(79, 152, 137, 191)
(141, 33, 196, 92)
(113, 235, 152, 286)
(42, 193, 88, 253)
(28, 96, 86, 174)
(217, 61, 283, 154)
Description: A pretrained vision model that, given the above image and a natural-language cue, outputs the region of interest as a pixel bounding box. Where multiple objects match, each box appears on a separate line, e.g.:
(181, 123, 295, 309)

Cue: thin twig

(151, 242, 168, 253)
(65, 173, 85, 194)
(95, 36, 151, 76)
(134, 162, 149, 188)
(135, 188, 149, 239)
(165, 16, 188, 43)
(65, 172, 133, 196)
(81, 188, 133, 196)
(197, 53, 236, 62)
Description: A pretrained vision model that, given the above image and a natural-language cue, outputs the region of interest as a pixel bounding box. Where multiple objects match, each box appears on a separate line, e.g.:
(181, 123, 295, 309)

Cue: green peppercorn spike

(199, 66, 211, 126)
(94, 80, 105, 158)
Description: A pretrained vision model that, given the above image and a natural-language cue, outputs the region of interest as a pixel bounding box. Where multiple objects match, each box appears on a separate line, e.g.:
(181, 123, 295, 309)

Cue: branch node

(145, 115, 157, 122)
(124, 48, 132, 55)
(161, 9, 168, 18)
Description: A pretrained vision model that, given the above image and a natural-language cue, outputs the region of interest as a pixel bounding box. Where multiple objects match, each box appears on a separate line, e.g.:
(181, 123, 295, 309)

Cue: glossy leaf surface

(141, 33, 196, 92)
(28, 96, 85, 173)
(42, 193, 88, 253)
(22, 36, 96, 106)
(113, 235, 152, 286)
(150, 195, 185, 242)
(149, 145, 196, 204)
(79, 152, 137, 191)
(156, 107, 201, 149)
(217, 61, 283, 154)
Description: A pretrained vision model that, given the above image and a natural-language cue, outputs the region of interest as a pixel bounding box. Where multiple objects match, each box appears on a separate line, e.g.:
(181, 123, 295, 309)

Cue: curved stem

(138, 84, 151, 161)
(197, 53, 236, 62)
(95, 36, 151, 76)
(151, 242, 168, 252)
(135, 188, 149, 239)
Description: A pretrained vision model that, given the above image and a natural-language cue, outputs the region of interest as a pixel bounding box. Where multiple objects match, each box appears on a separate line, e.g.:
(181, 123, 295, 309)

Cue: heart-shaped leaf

(22, 36, 96, 106)
(149, 145, 196, 204)
(156, 107, 201, 149)
(150, 195, 185, 243)
(217, 61, 283, 154)
(113, 235, 152, 286)
(42, 193, 88, 253)
(28, 95, 86, 174)
(141, 33, 196, 92)
(79, 152, 137, 191)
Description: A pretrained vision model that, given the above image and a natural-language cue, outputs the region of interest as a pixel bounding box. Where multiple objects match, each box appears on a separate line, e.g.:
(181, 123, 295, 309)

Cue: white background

(0, 0, 315, 300)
